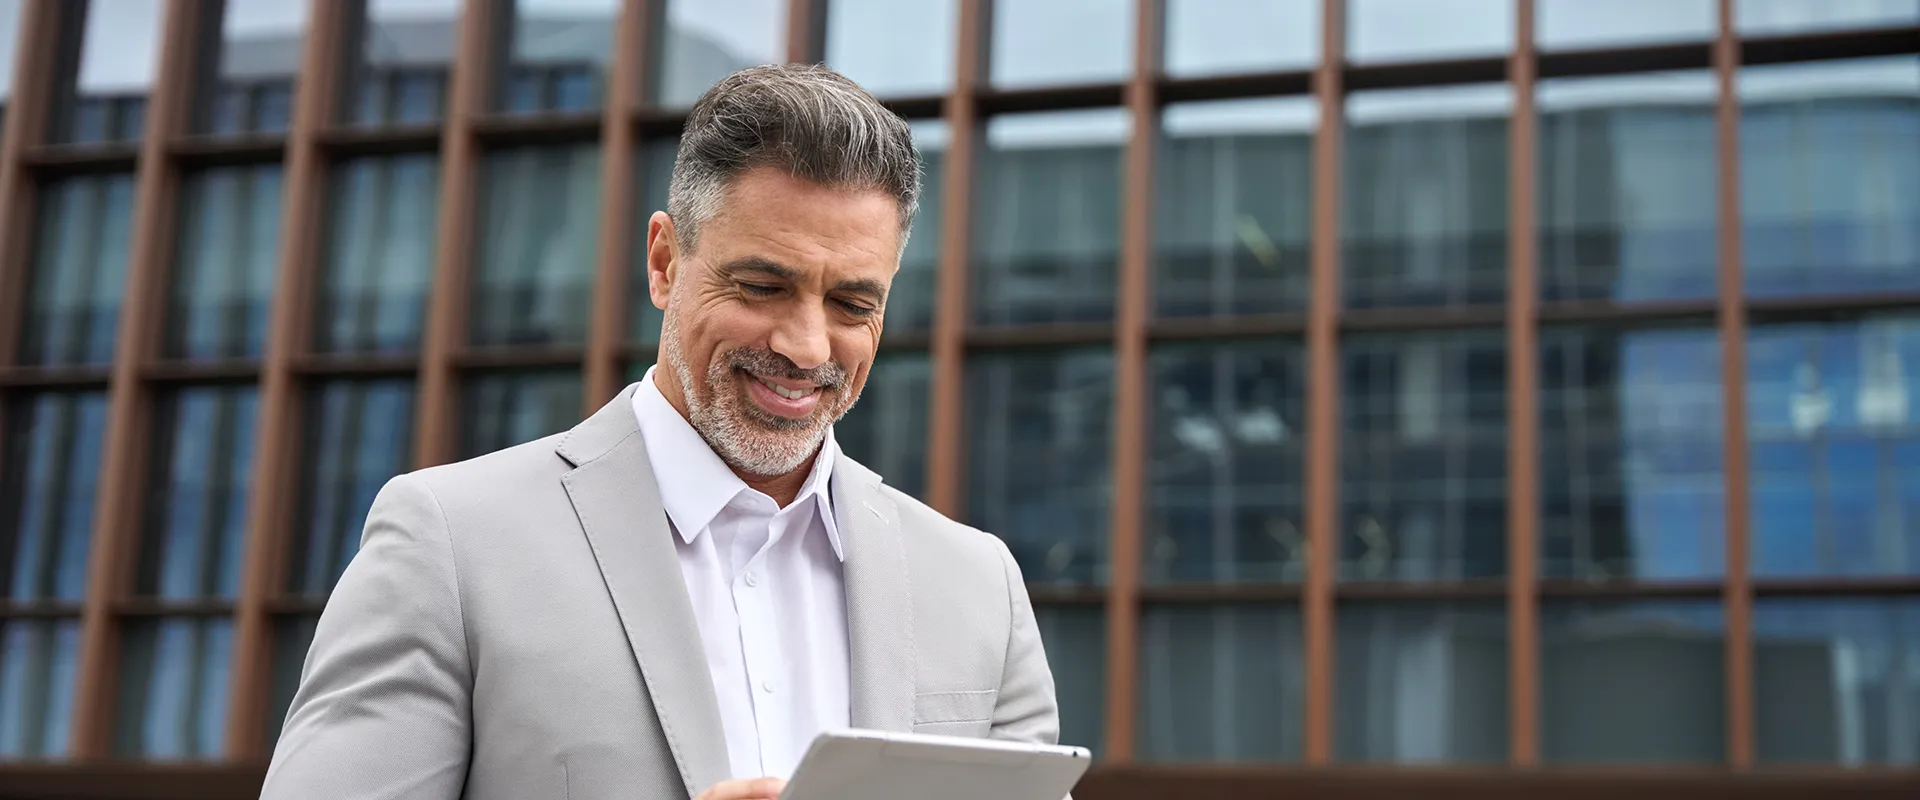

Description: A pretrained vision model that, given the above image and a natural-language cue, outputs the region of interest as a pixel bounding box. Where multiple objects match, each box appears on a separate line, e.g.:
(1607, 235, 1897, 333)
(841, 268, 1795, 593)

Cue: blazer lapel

(558, 387, 730, 796)
(833, 456, 915, 731)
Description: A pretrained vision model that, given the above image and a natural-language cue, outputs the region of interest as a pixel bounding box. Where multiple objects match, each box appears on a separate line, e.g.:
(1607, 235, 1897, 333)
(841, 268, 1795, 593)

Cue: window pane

(2, 392, 108, 602)
(1754, 598, 1920, 765)
(348, 0, 460, 126)
(625, 356, 656, 387)
(0, 619, 81, 760)
(138, 386, 259, 599)
(1348, 0, 1512, 64)
(1740, 57, 1920, 299)
(968, 349, 1113, 585)
(1538, 0, 1715, 50)
(1748, 318, 1920, 577)
(315, 155, 440, 354)
(1037, 604, 1107, 755)
(991, 0, 1131, 88)
(1147, 341, 1305, 585)
(1336, 600, 1507, 763)
(58, 0, 161, 144)
(1165, 0, 1317, 77)
(654, 0, 785, 108)
(973, 110, 1125, 326)
(1541, 600, 1725, 764)
(19, 175, 135, 367)
(1157, 98, 1313, 319)
(289, 380, 416, 596)
(825, 0, 955, 97)
(1539, 71, 1719, 304)
(0, 0, 22, 123)
(197, 0, 306, 135)
(1542, 327, 1726, 580)
(833, 353, 929, 500)
(167, 165, 283, 361)
(628, 138, 675, 345)
(500, 0, 615, 114)
(263, 614, 319, 750)
(114, 617, 232, 759)
(1342, 331, 1507, 581)
(1138, 603, 1304, 762)
(460, 370, 582, 459)
(1345, 85, 1510, 310)
(472, 146, 600, 347)
(1738, 0, 1919, 34)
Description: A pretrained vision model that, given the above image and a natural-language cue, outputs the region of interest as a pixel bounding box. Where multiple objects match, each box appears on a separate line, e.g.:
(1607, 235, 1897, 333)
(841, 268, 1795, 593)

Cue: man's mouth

(738, 368, 827, 420)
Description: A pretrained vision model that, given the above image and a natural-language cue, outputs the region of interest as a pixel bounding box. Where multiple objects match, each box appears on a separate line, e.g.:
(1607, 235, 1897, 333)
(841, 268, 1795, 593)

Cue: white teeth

(757, 377, 815, 401)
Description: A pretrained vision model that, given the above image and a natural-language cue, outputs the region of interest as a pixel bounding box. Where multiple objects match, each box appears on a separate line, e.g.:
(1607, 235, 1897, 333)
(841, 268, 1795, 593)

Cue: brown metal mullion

(1302, 0, 1343, 767)
(581, 0, 648, 410)
(1714, 0, 1755, 771)
(70, 0, 207, 760)
(1505, 0, 1540, 769)
(925, 0, 983, 519)
(0, 0, 64, 511)
(785, 0, 820, 63)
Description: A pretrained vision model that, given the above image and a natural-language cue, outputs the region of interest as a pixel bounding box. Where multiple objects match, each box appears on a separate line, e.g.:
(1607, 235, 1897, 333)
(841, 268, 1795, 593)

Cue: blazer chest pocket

(912, 689, 998, 737)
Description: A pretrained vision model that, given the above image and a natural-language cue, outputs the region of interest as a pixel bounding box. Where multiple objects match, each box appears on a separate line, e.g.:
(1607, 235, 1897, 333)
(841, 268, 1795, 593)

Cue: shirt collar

(632, 367, 844, 561)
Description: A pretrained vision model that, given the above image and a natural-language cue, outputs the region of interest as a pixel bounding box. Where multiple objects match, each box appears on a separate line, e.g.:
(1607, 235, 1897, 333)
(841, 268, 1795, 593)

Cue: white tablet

(780, 729, 1091, 800)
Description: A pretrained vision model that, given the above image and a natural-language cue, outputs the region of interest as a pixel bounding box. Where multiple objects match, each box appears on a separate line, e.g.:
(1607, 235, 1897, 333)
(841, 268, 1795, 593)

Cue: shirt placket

(733, 502, 789, 777)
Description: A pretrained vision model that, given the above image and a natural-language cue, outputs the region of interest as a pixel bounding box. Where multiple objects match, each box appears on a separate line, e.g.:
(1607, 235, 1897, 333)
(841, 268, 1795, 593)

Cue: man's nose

(769, 304, 831, 370)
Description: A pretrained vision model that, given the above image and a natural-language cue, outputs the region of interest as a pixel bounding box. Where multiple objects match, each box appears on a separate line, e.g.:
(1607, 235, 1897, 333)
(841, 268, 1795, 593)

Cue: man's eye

(835, 299, 877, 317)
(740, 283, 781, 297)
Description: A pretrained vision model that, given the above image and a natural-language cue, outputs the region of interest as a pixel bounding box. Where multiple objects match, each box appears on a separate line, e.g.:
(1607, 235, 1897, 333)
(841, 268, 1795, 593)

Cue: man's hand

(695, 777, 787, 800)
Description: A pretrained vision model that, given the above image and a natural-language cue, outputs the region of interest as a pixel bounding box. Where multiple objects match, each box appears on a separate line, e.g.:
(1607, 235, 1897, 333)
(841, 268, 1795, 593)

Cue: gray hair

(667, 64, 921, 255)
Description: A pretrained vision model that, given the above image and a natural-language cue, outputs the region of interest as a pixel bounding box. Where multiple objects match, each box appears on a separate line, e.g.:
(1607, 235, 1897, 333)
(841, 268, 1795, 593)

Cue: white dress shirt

(631, 368, 851, 781)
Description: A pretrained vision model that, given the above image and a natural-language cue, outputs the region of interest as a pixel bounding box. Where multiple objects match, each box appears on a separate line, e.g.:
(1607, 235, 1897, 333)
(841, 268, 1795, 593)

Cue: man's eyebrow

(716, 256, 801, 283)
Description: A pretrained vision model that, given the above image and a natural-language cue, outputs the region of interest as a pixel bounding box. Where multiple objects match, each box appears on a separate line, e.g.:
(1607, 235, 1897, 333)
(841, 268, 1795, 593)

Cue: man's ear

(646, 210, 678, 311)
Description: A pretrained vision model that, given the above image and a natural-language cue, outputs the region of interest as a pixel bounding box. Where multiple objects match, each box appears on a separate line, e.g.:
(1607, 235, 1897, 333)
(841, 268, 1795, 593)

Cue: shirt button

(761, 679, 776, 694)
(743, 571, 759, 588)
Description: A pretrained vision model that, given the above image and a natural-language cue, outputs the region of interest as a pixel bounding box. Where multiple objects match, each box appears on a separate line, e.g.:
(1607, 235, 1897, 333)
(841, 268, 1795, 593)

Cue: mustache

(726, 347, 846, 389)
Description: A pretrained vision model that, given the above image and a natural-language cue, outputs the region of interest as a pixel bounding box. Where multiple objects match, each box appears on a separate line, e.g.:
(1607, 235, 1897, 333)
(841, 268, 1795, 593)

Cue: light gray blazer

(261, 385, 1063, 799)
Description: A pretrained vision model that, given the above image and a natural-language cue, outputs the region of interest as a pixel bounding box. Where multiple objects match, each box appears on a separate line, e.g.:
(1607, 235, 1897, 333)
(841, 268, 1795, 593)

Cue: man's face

(646, 167, 899, 477)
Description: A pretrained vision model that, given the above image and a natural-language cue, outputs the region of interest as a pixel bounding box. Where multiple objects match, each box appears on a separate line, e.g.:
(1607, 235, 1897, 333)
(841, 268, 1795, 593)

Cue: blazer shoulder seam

(407, 473, 475, 677)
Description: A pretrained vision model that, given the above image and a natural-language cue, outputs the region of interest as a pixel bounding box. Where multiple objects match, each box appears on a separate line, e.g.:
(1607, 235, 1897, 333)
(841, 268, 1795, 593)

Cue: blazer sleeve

(987, 538, 1062, 747)
(261, 474, 473, 800)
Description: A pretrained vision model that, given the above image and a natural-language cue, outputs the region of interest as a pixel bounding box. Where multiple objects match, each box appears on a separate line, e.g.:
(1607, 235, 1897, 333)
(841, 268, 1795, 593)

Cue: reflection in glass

(1738, 0, 1919, 35)
(348, 0, 460, 126)
(654, 0, 785, 107)
(472, 146, 601, 347)
(629, 138, 676, 345)
(834, 354, 929, 499)
(1138, 603, 1304, 762)
(1342, 332, 1507, 581)
(1740, 58, 1920, 298)
(263, 614, 319, 749)
(825, 0, 955, 97)
(991, 0, 1131, 88)
(1540, 71, 1719, 303)
(891, 121, 946, 333)
(289, 380, 416, 596)
(1345, 85, 1510, 310)
(968, 349, 1113, 585)
(1748, 319, 1920, 577)
(196, 0, 305, 135)
(1542, 327, 1726, 581)
(1, 392, 108, 602)
(1165, 0, 1317, 77)
(1147, 341, 1305, 584)
(0, 0, 21, 128)
(0, 618, 80, 759)
(167, 165, 284, 361)
(114, 617, 232, 759)
(460, 370, 582, 459)
(1037, 605, 1107, 755)
(499, 0, 615, 114)
(1538, 0, 1715, 50)
(138, 386, 259, 599)
(315, 155, 441, 354)
(1541, 601, 1725, 765)
(1754, 598, 1920, 765)
(57, 0, 161, 144)
(18, 175, 134, 367)
(973, 110, 1125, 326)
(1347, 0, 1512, 64)
(1157, 98, 1313, 318)
(1336, 601, 1508, 763)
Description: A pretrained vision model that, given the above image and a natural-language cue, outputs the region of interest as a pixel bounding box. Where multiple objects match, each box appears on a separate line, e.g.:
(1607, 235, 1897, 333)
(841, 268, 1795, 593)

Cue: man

(262, 65, 1063, 800)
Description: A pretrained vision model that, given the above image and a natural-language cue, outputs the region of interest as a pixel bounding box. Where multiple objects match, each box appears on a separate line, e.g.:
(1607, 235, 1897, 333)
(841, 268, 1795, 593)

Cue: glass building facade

(0, 1, 1915, 797)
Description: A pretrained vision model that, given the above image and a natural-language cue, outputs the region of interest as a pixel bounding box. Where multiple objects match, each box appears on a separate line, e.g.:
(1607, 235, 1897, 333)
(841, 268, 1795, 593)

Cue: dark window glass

(1, 392, 108, 602)
(625, 356, 656, 388)
(1538, 0, 1715, 50)
(1754, 598, 1920, 766)
(346, 0, 459, 126)
(1539, 71, 1719, 304)
(262, 614, 319, 750)
(1345, 85, 1510, 310)
(1147, 341, 1305, 585)
(471, 145, 600, 347)
(137, 386, 259, 600)
(1748, 318, 1920, 577)
(884, 121, 945, 335)
(990, 0, 1130, 88)
(834, 353, 929, 500)
(114, 617, 231, 758)
(1740, 57, 1920, 299)
(1541, 600, 1725, 764)
(498, 0, 615, 114)
(1165, 0, 1317, 78)
(1137, 603, 1304, 762)
(315, 155, 440, 354)
(288, 380, 416, 596)
(629, 138, 676, 346)
(1037, 604, 1107, 755)
(56, 0, 161, 145)
(968, 349, 1113, 585)
(195, 0, 305, 135)
(167, 165, 283, 361)
(973, 110, 1125, 327)
(1157, 98, 1313, 319)
(1738, 0, 1920, 34)
(460, 370, 582, 459)
(653, 0, 784, 108)
(1342, 331, 1508, 581)
(825, 0, 956, 97)
(1336, 601, 1508, 763)
(0, 618, 81, 759)
(1347, 0, 1511, 64)
(18, 175, 135, 367)
(1542, 327, 1726, 580)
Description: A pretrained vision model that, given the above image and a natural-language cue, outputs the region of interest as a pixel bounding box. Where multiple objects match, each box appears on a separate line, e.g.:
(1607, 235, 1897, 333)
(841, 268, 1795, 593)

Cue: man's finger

(694, 777, 788, 800)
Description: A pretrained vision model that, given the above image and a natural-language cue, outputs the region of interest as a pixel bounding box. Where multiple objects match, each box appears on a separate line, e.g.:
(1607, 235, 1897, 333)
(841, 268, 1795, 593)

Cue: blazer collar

(831, 453, 916, 731)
